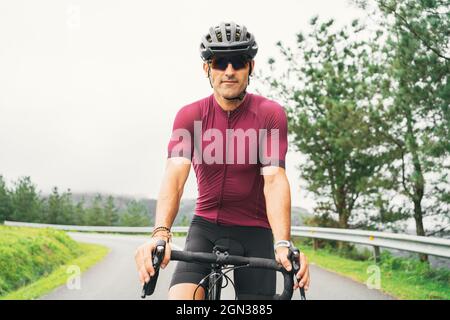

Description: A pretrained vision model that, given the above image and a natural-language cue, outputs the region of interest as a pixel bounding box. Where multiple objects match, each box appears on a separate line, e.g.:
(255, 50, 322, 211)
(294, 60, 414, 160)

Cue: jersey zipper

(216, 110, 230, 223)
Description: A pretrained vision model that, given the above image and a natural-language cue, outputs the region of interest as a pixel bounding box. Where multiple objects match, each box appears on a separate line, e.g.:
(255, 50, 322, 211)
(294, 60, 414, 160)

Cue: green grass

(0, 225, 109, 300)
(294, 239, 450, 300)
(1, 243, 109, 300)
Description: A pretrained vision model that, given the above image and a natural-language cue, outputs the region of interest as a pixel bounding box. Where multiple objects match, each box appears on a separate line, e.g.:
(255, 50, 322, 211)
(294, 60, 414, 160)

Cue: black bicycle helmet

(200, 22, 258, 61)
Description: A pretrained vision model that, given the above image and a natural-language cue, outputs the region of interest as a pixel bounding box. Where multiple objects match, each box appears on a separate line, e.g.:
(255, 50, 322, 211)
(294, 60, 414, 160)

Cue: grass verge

(0, 225, 110, 300)
(1, 242, 109, 300)
(294, 239, 450, 300)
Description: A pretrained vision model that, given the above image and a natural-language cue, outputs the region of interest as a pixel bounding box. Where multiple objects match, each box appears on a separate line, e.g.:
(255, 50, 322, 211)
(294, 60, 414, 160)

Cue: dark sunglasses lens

(230, 56, 248, 70)
(211, 56, 248, 70)
(211, 57, 228, 70)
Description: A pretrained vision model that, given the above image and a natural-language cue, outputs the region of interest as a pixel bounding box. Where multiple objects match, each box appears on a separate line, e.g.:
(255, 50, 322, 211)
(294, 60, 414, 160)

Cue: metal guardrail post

(373, 246, 381, 263)
(313, 239, 319, 251)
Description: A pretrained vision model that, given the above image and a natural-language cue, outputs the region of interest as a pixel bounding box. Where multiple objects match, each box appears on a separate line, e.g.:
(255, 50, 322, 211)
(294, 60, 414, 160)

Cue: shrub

(0, 226, 81, 296)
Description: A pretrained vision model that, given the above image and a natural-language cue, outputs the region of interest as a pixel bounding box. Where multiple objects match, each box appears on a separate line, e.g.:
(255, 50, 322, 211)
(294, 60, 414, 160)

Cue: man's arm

(263, 166, 291, 244)
(155, 102, 197, 232)
(154, 157, 191, 232)
(263, 166, 311, 291)
(135, 157, 190, 284)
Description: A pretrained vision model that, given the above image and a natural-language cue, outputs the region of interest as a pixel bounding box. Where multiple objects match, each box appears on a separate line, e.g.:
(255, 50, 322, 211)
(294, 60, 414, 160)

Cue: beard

(218, 83, 247, 100)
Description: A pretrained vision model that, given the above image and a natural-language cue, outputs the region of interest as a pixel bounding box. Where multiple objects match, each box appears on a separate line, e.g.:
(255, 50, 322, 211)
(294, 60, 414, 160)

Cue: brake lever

(290, 247, 306, 300)
(141, 239, 166, 298)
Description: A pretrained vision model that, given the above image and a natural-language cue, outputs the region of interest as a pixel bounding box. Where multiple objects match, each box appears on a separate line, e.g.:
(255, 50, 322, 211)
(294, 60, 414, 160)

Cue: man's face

(203, 56, 255, 99)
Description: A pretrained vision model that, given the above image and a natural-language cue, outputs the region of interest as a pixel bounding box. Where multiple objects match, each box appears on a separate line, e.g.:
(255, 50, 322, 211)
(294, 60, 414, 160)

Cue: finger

(161, 242, 171, 269)
(293, 272, 302, 290)
(143, 246, 155, 277)
(296, 267, 306, 282)
(139, 258, 149, 282)
(295, 253, 308, 285)
(297, 267, 310, 288)
(305, 270, 311, 290)
(297, 252, 308, 277)
(135, 248, 144, 271)
(305, 279, 310, 291)
(136, 248, 149, 278)
(138, 268, 145, 284)
(281, 257, 292, 272)
(300, 252, 307, 265)
(275, 255, 282, 265)
(275, 248, 292, 272)
(139, 266, 149, 284)
(135, 247, 148, 284)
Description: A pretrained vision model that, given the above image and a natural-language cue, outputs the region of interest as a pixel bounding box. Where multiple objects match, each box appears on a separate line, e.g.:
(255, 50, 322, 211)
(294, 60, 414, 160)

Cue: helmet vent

(216, 31, 223, 42)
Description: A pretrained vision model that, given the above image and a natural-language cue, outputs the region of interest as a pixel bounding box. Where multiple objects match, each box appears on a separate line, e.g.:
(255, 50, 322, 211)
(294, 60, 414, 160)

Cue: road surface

(40, 232, 395, 300)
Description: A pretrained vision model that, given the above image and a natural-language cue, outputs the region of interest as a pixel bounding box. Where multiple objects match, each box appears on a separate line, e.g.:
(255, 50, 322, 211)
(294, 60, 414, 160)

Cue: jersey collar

(212, 93, 251, 119)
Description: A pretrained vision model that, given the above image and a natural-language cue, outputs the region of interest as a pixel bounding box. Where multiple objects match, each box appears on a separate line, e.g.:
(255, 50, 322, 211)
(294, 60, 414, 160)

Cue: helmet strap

(207, 63, 213, 88)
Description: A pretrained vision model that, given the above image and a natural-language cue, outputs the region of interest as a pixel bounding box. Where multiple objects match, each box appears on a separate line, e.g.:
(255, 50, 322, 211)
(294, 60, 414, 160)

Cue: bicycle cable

(193, 271, 217, 300)
(192, 263, 255, 300)
(222, 264, 250, 299)
(207, 264, 250, 300)
(207, 272, 222, 299)
(221, 273, 237, 300)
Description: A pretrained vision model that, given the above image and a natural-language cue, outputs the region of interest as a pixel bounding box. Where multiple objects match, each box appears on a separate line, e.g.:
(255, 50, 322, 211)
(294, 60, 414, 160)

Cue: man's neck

(213, 91, 246, 112)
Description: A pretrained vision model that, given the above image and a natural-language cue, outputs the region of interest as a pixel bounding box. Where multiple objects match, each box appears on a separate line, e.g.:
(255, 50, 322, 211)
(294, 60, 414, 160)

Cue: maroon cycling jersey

(167, 93, 288, 229)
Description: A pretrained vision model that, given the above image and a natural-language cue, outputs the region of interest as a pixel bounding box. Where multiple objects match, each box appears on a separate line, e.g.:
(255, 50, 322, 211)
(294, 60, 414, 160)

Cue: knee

(168, 283, 205, 300)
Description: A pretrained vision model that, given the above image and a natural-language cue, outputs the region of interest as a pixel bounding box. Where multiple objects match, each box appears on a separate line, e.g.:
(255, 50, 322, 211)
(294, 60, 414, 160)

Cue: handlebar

(170, 249, 294, 300)
(141, 240, 306, 300)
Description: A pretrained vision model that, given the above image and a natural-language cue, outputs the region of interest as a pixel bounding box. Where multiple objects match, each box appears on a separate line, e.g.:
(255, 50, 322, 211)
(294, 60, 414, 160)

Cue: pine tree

(0, 175, 12, 222)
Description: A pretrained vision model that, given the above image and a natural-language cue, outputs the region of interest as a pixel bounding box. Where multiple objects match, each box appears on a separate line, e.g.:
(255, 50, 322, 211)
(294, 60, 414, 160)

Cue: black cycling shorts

(169, 214, 276, 300)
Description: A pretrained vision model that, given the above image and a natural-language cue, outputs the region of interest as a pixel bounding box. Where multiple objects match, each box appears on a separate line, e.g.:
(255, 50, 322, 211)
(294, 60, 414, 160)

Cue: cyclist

(135, 22, 310, 300)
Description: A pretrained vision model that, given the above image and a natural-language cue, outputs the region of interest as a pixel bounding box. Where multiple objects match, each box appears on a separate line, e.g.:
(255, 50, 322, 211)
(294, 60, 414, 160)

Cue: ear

(203, 62, 210, 77)
(249, 60, 255, 76)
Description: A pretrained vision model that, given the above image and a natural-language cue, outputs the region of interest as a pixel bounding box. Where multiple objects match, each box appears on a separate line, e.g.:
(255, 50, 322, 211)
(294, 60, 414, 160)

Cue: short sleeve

(259, 104, 288, 169)
(167, 105, 198, 161)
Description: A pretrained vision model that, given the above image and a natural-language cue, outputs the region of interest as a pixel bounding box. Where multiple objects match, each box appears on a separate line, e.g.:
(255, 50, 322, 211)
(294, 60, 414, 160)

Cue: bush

(0, 226, 81, 296)
(379, 251, 450, 287)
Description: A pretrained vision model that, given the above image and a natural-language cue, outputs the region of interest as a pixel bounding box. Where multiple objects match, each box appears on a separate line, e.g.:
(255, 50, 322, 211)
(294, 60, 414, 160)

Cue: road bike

(141, 239, 306, 300)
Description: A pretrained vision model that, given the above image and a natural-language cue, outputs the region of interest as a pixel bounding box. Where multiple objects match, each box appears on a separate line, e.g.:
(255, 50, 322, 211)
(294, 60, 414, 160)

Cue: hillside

(69, 193, 312, 226)
(0, 226, 81, 296)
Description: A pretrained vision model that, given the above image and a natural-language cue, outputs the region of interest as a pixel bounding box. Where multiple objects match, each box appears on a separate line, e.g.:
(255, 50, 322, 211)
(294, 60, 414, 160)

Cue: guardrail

(4, 220, 450, 259)
(290, 226, 450, 260)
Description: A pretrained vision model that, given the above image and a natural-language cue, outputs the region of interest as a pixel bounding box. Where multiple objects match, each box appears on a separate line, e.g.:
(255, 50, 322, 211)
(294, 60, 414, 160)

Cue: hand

(293, 250, 310, 291)
(275, 246, 311, 291)
(134, 236, 171, 285)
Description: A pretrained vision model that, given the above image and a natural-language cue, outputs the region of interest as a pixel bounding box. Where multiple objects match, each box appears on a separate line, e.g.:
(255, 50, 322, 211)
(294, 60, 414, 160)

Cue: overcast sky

(0, 0, 373, 210)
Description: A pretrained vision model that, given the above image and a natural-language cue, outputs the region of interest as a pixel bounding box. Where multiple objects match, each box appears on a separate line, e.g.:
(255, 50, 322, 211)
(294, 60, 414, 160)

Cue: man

(135, 22, 310, 300)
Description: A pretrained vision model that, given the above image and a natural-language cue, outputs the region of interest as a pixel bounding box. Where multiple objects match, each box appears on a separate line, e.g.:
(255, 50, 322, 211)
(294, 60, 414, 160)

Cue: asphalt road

(40, 232, 395, 300)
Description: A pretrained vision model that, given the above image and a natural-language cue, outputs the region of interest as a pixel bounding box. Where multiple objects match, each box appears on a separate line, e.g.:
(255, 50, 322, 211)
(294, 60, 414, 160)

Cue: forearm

(264, 174, 291, 242)
(152, 158, 191, 231)
(154, 187, 182, 229)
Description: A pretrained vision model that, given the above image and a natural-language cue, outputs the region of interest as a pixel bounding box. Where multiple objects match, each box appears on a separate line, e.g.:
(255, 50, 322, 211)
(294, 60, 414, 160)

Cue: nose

(224, 62, 236, 75)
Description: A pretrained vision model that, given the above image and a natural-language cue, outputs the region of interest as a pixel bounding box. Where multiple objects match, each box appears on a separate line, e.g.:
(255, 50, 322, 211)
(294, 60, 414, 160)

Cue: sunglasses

(210, 56, 249, 71)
